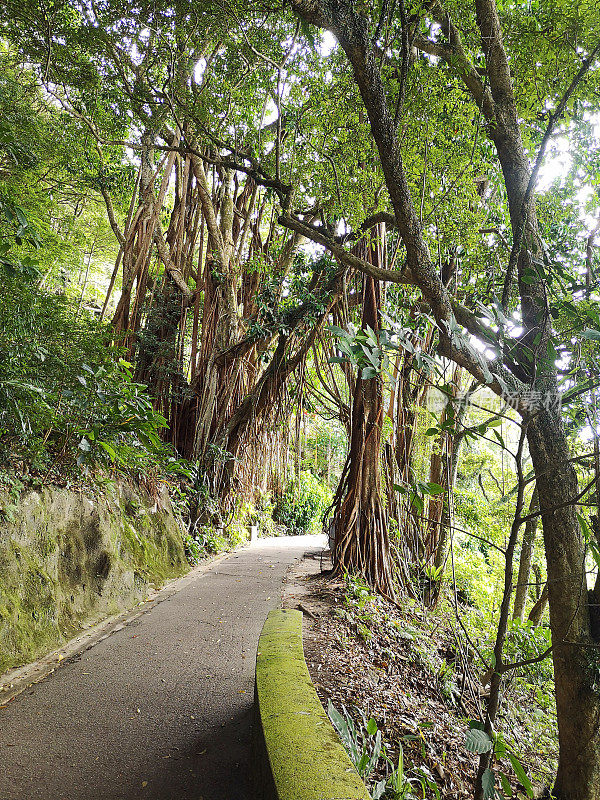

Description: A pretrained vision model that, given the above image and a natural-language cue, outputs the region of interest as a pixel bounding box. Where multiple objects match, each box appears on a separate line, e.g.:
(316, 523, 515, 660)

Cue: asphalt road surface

(0, 535, 323, 800)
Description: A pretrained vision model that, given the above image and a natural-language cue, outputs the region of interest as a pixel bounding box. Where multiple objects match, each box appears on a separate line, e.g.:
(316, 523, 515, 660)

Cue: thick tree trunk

(331, 382, 393, 594)
(527, 412, 600, 798)
(330, 245, 394, 596)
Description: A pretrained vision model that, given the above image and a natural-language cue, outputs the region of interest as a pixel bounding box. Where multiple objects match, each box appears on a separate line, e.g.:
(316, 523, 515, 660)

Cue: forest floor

(283, 551, 555, 800)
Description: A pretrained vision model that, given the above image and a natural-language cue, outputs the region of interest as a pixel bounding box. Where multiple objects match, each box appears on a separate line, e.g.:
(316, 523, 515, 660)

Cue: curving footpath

(0, 536, 322, 800)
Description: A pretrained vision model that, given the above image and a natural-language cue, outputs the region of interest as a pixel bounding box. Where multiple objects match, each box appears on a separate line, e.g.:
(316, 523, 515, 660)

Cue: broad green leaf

(425, 482, 445, 495)
(465, 728, 493, 754)
(482, 768, 496, 800)
(98, 441, 117, 462)
(500, 772, 513, 797)
(493, 430, 506, 448)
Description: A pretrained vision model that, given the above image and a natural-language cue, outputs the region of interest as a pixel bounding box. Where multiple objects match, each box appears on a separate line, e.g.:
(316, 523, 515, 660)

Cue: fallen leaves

(302, 575, 480, 800)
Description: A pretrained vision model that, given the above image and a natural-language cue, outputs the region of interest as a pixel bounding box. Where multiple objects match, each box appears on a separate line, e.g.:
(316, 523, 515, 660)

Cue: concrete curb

(253, 608, 371, 800)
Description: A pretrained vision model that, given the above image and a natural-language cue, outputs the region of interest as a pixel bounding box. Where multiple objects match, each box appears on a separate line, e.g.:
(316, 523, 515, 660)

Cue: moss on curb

(254, 609, 371, 800)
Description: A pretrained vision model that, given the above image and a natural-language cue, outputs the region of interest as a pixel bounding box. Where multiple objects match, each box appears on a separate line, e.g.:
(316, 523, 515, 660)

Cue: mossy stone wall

(0, 482, 188, 673)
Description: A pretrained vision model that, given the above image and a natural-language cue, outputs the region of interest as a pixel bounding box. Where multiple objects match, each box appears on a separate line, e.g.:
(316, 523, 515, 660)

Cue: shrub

(183, 524, 228, 564)
(451, 538, 498, 611)
(0, 269, 185, 480)
(274, 470, 332, 535)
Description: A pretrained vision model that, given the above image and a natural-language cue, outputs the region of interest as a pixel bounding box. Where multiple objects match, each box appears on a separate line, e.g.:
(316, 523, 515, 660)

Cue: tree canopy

(2, 0, 600, 797)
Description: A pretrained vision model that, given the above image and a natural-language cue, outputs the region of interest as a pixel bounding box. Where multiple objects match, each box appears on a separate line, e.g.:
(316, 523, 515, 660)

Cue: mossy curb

(253, 608, 371, 800)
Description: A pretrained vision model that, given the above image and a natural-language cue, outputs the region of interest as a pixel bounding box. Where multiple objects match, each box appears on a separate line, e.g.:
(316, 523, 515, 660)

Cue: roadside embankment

(0, 480, 187, 673)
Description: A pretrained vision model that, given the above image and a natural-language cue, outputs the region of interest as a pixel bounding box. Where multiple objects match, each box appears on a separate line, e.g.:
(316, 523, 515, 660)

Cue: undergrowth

(310, 573, 556, 800)
(0, 268, 188, 488)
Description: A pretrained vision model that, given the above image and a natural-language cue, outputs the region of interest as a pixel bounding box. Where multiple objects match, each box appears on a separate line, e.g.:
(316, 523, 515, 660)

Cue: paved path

(0, 535, 324, 800)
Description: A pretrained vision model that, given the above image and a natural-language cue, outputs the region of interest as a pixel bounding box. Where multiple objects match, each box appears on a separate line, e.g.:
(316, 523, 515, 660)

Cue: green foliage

(501, 619, 553, 685)
(328, 699, 441, 800)
(384, 742, 441, 800)
(464, 723, 534, 800)
(0, 49, 120, 286)
(329, 323, 399, 381)
(465, 727, 494, 755)
(327, 700, 383, 781)
(345, 573, 378, 609)
(0, 270, 182, 480)
(73, 360, 188, 476)
(451, 541, 496, 609)
(243, 492, 278, 537)
(393, 480, 445, 514)
(181, 485, 280, 565)
(294, 409, 347, 491)
(184, 523, 229, 563)
(274, 470, 332, 534)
